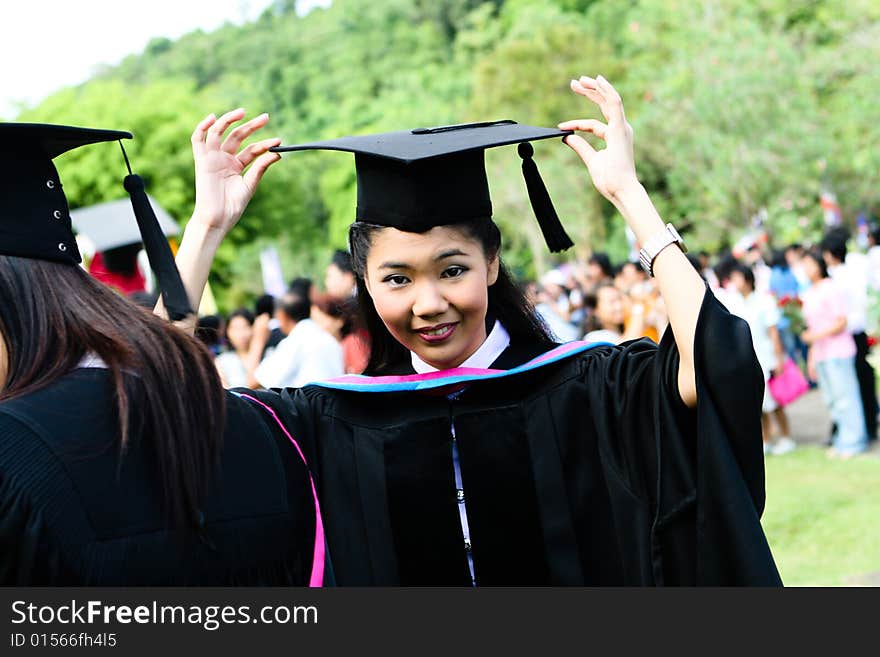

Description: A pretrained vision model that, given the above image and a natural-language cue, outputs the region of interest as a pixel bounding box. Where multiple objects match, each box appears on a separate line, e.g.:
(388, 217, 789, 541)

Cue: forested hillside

(15, 0, 880, 308)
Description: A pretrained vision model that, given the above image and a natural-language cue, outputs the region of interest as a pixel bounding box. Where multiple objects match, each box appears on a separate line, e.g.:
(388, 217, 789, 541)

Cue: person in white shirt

(215, 308, 255, 388)
(821, 232, 877, 443)
(728, 264, 795, 455)
(253, 290, 344, 389)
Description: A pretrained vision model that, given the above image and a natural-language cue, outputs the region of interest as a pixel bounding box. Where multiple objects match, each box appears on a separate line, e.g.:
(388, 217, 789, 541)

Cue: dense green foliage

(14, 0, 880, 309)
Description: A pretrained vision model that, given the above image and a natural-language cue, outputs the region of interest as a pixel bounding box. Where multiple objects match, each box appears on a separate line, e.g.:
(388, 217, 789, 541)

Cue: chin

(413, 346, 464, 370)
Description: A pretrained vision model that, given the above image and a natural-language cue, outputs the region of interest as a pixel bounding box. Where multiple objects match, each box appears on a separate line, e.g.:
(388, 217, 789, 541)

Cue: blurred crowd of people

(523, 225, 880, 459)
(196, 249, 370, 390)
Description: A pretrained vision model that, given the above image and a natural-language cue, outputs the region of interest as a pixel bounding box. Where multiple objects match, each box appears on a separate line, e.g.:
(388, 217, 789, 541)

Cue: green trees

(16, 0, 879, 308)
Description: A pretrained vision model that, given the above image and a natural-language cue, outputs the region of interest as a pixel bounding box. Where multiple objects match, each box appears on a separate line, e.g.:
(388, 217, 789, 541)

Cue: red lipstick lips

(414, 322, 458, 344)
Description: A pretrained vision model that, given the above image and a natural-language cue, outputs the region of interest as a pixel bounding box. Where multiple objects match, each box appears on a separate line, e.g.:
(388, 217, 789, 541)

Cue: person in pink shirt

(800, 249, 868, 457)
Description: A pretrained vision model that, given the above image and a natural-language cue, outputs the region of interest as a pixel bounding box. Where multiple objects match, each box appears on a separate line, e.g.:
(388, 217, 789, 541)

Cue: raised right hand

(190, 109, 281, 235)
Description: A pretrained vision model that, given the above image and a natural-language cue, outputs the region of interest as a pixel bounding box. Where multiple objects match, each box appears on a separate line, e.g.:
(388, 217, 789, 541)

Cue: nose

(411, 280, 449, 318)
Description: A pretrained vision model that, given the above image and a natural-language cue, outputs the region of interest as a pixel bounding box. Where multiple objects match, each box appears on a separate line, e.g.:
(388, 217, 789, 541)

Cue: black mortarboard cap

(272, 120, 575, 252)
(0, 123, 193, 320)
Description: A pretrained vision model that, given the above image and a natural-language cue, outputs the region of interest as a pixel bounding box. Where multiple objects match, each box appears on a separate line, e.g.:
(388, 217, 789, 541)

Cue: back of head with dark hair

(349, 219, 555, 373)
(279, 291, 311, 323)
(254, 293, 275, 317)
(820, 232, 847, 263)
(713, 252, 738, 286)
(195, 314, 223, 348)
(0, 255, 225, 530)
(312, 292, 360, 337)
(288, 277, 312, 299)
(589, 252, 614, 279)
(330, 249, 354, 275)
(769, 249, 788, 269)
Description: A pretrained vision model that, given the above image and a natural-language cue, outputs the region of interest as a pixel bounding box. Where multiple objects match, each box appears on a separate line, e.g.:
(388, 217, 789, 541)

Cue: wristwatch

(638, 223, 687, 277)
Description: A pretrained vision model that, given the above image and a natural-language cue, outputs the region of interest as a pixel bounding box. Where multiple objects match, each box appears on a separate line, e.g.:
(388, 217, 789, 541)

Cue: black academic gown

(247, 286, 782, 586)
(0, 369, 316, 585)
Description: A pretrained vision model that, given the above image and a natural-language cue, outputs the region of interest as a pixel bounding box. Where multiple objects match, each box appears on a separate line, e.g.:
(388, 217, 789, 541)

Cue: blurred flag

(260, 246, 287, 298)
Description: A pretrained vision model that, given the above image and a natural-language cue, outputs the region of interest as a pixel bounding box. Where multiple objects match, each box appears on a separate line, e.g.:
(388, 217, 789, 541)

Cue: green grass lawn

(761, 445, 880, 586)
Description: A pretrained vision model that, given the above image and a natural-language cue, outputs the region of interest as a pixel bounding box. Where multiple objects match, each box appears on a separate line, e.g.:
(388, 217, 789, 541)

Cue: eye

(441, 265, 468, 279)
(383, 274, 410, 287)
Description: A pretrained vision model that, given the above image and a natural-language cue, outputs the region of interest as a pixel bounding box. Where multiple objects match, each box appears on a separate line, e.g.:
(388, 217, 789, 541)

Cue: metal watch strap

(638, 223, 686, 277)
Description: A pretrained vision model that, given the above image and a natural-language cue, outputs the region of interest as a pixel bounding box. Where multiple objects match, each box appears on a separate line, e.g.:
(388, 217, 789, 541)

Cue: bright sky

(0, 0, 330, 119)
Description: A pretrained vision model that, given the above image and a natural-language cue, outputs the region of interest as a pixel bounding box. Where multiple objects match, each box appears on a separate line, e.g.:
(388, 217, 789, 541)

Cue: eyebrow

(378, 249, 471, 270)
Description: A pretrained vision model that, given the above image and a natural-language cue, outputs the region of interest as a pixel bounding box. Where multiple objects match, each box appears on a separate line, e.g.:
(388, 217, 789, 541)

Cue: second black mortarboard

(272, 120, 575, 252)
(0, 123, 193, 320)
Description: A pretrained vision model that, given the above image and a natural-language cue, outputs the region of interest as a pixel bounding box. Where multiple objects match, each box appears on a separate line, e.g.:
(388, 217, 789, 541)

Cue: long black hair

(349, 219, 555, 373)
(0, 255, 225, 530)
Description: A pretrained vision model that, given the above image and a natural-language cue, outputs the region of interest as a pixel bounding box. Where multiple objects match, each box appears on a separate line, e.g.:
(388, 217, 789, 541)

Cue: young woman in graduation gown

(178, 76, 782, 585)
(0, 123, 322, 585)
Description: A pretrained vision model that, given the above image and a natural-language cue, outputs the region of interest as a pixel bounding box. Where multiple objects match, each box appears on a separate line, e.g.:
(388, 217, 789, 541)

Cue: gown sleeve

(589, 284, 782, 585)
(229, 386, 332, 586)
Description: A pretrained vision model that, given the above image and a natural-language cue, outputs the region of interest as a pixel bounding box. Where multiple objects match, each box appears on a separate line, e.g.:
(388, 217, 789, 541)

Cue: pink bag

(767, 358, 809, 407)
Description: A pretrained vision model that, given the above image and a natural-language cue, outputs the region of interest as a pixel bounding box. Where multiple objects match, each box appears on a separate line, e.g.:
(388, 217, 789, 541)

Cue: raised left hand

(559, 75, 640, 205)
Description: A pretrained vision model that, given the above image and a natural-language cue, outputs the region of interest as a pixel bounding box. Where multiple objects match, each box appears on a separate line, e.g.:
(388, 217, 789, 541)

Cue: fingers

(570, 77, 604, 107)
(571, 75, 626, 125)
(206, 108, 246, 149)
(191, 113, 217, 150)
(558, 118, 608, 141)
(595, 75, 626, 124)
(222, 112, 270, 155)
(562, 134, 596, 165)
(236, 137, 282, 168)
(243, 151, 282, 193)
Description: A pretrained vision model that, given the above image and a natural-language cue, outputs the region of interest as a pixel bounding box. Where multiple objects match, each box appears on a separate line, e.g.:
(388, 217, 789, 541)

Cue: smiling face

(363, 225, 499, 370)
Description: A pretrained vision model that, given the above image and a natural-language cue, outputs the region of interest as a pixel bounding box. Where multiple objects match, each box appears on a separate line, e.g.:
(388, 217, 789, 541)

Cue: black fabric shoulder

(0, 374, 318, 585)
(0, 412, 80, 584)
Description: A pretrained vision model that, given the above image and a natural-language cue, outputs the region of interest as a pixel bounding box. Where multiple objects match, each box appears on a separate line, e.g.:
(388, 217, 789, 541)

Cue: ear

(363, 270, 373, 297)
(487, 253, 500, 287)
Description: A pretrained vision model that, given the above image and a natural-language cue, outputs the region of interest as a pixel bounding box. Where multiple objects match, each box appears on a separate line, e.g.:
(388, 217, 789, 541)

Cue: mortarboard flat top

(271, 120, 576, 251)
(272, 120, 569, 163)
(0, 123, 132, 158)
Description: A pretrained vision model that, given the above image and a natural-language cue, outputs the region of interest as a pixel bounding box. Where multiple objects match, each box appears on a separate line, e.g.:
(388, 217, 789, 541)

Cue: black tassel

(518, 142, 573, 253)
(123, 173, 193, 321)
